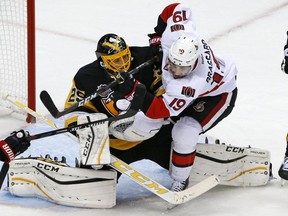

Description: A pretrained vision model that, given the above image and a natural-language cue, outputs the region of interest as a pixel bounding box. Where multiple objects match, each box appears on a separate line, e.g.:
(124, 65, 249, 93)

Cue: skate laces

(171, 179, 188, 192)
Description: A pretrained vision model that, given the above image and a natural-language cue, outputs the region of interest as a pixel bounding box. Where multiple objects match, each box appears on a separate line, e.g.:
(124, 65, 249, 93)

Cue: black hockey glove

(0, 130, 31, 162)
(281, 31, 288, 74)
(148, 33, 163, 63)
(112, 71, 138, 100)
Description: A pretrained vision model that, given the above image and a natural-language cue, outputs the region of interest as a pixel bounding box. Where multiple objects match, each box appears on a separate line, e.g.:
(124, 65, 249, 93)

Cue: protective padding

(110, 111, 164, 142)
(189, 143, 271, 186)
(8, 157, 117, 208)
(77, 113, 110, 165)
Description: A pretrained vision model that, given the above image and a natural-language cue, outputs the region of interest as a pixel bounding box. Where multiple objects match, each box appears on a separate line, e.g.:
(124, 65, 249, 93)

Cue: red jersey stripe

(199, 81, 224, 97)
(160, 3, 180, 22)
(201, 92, 228, 126)
(172, 150, 196, 167)
(146, 97, 170, 119)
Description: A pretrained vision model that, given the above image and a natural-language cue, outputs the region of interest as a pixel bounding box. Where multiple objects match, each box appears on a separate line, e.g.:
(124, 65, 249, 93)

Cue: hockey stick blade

(40, 90, 61, 118)
(170, 175, 220, 205)
(29, 84, 146, 141)
(40, 56, 156, 118)
(111, 156, 220, 205)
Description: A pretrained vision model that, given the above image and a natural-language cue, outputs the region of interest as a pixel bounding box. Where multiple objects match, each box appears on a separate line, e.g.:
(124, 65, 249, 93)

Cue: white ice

(1, 0, 288, 215)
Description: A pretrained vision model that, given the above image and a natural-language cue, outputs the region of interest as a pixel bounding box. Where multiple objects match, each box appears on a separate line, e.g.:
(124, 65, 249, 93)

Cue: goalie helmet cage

(0, 0, 36, 123)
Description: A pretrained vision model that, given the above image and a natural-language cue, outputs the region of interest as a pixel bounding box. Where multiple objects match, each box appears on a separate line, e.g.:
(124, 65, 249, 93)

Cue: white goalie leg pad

(109, 111, 164, 142)
(8, 158, 117, 208)
(77, 113, 110, 166)
(189, 142, 271, 186)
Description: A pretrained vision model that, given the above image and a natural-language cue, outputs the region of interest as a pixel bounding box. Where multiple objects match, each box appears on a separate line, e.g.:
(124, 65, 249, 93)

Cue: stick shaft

(40, 56, 156, 118)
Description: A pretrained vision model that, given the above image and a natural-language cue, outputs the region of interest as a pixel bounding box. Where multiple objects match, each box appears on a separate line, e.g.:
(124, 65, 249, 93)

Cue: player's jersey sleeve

(64, 79, 99, 112)
(141, 79, 197, 119)
(153, 3, 180, 36)
(64, 61, 122, 117)
(153, 3, 196, 37)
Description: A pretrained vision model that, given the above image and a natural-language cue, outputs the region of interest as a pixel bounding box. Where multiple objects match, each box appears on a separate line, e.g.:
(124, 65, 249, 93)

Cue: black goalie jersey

(64, 46, 163, 150)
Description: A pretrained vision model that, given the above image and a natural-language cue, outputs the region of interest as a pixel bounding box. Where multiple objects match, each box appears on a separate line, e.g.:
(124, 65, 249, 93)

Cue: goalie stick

(0, 162, 9, 189)
(40, 56, 158, 118)
(30, 84, 145, 141)
(6, 93, 220, 205)
(0, 84, 145, 190)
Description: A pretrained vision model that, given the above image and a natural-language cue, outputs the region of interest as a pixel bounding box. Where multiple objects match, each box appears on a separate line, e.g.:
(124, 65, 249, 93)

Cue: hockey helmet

(96, 33, 131, 73)
(168, 36, 199, 78)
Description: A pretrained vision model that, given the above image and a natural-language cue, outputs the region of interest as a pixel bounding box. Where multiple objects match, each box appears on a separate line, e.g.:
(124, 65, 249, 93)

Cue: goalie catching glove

(110, 111, 164, 142)
(0, 130, 30, 162)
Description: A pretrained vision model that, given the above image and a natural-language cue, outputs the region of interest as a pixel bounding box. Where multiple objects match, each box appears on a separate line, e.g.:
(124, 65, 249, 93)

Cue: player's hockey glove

(0, 130, 31, 162)
(281, 31, 288, 74)
(113, 71, 139, 100)
(148, 33, 163, 64)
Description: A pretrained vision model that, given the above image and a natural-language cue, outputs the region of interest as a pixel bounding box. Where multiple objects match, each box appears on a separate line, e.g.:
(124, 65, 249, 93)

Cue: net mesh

(0, 0, 28, 115)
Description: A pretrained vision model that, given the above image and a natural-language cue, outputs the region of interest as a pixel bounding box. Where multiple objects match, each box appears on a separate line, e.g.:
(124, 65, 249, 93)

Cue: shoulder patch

(181, 86, 195, 97)
(170, 24, 185, 32)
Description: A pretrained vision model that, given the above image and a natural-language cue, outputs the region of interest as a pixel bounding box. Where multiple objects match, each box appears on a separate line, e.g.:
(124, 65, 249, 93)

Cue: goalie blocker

(77, 113, 111, 167)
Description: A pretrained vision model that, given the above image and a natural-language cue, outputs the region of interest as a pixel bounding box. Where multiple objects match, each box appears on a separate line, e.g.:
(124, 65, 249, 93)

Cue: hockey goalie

(0, 113, 272, 209)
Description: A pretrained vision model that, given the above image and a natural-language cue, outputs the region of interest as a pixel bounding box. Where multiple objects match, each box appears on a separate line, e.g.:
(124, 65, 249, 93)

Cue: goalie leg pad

(189, 143, 271, 186)
(8, 157, 117, 208)
(77, 113, 110, 166)
(110, 111, 164, 142)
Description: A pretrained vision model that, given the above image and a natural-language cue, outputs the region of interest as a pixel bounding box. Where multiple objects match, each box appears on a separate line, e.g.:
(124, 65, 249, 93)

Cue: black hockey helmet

(95, 33, 131, 73)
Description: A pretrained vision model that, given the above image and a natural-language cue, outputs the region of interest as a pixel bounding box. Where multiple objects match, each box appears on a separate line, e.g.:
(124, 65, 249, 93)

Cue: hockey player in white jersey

(113, 3, 238, 192)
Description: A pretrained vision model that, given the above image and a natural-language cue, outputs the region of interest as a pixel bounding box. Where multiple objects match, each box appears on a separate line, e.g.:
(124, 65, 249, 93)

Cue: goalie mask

(96, 33, 131, 74)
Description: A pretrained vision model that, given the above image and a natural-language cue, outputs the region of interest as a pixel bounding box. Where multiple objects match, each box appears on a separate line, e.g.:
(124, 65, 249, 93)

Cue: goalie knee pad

(77, 113, 110, 166)
(110, 111, 164, 142)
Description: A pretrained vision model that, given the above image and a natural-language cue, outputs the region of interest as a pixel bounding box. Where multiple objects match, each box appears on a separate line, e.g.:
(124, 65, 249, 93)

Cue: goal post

(0, 0, 36, 123)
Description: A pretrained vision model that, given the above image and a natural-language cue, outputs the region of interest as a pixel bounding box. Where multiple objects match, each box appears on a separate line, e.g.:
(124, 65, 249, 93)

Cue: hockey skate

(278, 156, 288, 186)
(166, 178, 190, 209)
(170, 178, 189, 192)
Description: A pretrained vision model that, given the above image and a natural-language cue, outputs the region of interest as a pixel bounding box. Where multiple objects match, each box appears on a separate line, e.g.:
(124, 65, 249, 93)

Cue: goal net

(0, 0, 35, 122)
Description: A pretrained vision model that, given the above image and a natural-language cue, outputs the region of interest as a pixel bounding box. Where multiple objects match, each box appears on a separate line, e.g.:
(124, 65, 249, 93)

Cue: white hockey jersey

(144, 3, 238, 118)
